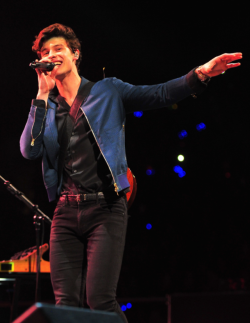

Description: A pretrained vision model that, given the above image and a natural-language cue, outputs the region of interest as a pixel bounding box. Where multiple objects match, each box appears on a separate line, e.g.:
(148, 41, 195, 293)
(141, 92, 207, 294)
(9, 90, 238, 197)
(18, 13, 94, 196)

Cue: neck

(55, 69, 81, 106)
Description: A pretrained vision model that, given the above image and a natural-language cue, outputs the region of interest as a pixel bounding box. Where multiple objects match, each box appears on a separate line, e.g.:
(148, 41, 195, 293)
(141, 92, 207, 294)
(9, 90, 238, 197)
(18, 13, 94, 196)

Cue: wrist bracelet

(196, 66, 210, 82)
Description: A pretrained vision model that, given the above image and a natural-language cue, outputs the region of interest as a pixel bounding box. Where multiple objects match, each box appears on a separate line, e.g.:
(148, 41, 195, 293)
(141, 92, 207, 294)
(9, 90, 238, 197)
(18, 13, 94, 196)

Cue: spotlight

(178, 171, 186, 178)
(196, 123, 206, 131)
(178, 130, 188, 139)
(177, 155, 184, 162)
(133, 111, 143, 118)
(173, 165, 186, 177)
(146, 169, 155, 176)
(146, 223, 152, 230)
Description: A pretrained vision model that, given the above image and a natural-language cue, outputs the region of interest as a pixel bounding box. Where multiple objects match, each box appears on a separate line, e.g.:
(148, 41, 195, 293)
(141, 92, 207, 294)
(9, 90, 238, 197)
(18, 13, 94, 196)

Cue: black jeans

(50, 194, 128, 323)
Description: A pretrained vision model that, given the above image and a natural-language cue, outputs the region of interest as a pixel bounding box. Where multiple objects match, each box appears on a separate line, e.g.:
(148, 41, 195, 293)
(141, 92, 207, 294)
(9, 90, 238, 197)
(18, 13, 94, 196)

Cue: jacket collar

(48, 76, 89, 103)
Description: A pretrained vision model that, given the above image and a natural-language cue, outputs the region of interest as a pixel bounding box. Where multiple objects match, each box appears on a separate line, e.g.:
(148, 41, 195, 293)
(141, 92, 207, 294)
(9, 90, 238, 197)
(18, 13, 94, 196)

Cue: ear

(73, 49, 80, 61)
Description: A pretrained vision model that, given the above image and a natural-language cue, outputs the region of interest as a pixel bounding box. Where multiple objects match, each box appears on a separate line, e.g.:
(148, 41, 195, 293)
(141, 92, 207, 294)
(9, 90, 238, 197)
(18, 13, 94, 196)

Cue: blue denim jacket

(20, 72, 205, 201)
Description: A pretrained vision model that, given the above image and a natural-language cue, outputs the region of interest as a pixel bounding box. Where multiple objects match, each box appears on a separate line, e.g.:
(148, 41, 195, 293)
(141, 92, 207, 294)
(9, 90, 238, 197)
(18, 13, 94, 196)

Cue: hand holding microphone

(31, 59, 58, 103)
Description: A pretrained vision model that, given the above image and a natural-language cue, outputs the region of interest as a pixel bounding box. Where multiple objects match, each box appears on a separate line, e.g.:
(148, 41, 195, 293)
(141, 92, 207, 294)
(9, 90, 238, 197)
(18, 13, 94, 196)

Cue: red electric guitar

(126, 168, 137, 209)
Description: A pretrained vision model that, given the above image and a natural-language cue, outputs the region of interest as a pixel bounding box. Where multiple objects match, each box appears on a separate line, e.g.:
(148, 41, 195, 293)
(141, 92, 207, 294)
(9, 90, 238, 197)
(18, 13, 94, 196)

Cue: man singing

(20, 23, 242, 322)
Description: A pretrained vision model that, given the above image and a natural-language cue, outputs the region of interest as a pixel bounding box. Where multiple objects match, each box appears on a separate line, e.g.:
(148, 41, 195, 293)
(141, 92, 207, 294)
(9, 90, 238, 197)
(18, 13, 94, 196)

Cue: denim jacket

(20, 71, 206, 201)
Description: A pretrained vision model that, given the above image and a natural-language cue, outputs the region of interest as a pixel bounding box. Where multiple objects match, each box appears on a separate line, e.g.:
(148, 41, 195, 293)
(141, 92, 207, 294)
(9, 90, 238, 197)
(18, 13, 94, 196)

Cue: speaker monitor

(13, 303, 124, 323)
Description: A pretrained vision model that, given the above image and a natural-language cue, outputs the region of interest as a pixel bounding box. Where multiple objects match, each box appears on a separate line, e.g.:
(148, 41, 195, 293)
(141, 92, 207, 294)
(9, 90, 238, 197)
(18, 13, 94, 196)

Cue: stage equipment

(0, 244, 50, 273)
(13, 303, 124, 323)
(0, 175, 51, 302)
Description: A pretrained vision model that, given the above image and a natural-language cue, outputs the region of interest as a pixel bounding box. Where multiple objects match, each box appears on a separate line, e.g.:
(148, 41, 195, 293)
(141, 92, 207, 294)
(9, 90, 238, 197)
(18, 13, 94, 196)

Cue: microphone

(29, 61, 56, 71)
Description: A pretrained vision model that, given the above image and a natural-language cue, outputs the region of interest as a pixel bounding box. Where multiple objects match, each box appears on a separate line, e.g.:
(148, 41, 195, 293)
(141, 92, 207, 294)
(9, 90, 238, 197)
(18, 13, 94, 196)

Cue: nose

(47, 50, 56, 60)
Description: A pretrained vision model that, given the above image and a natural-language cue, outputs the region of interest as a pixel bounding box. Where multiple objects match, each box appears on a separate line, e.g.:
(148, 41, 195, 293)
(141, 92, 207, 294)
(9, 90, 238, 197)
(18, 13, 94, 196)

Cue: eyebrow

(41, 44, 65, 53)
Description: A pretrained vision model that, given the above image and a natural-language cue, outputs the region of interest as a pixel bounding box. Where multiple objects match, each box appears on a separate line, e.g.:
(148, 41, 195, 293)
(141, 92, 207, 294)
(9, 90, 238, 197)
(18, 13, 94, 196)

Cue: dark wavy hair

(32, 23, 82, 70)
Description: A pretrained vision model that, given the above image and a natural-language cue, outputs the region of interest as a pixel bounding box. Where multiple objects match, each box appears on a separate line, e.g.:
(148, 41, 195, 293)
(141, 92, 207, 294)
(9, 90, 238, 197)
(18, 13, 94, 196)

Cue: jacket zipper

(30, 106, 47, 146)
(80, 107, 119, 195)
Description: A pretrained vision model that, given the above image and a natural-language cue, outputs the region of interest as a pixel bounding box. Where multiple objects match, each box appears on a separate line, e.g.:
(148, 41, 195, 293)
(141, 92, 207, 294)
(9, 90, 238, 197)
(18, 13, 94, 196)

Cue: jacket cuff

(186, 67, 209, 96)
(32, 99, 46, 109)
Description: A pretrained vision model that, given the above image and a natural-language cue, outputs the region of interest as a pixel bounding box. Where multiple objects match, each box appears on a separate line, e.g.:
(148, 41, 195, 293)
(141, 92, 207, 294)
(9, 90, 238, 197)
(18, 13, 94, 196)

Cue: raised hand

(200, 53, 242, 78)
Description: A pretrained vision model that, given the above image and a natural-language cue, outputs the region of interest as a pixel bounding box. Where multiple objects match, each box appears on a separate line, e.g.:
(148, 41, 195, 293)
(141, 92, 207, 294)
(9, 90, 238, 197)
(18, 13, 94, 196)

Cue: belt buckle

(76, 194, 87, 202)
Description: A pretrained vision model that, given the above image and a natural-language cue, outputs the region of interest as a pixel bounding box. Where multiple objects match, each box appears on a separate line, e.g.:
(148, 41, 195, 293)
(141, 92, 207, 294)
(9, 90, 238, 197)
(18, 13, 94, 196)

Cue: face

(40, 37, 79, 77)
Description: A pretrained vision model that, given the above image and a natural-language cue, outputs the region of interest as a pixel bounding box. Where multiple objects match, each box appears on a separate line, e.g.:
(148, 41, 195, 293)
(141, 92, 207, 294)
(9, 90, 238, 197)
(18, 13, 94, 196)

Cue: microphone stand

(0, 175, 52, 302)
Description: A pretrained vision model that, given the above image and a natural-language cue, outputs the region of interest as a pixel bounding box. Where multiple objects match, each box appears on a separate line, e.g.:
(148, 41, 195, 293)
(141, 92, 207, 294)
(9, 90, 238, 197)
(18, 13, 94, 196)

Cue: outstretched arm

(113, 52, 242, 113)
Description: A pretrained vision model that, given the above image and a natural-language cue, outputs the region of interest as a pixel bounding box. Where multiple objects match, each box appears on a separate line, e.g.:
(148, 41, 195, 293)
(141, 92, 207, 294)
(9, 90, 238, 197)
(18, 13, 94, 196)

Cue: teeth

(54, 62, 62, 65)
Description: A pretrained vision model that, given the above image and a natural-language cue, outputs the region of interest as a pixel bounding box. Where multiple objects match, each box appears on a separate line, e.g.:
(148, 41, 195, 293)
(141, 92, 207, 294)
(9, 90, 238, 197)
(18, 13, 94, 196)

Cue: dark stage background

(0, 1, 249, 322)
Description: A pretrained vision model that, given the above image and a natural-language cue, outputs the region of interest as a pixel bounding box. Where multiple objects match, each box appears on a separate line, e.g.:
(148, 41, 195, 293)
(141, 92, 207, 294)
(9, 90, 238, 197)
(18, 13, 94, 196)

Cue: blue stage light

(127, 303, 132, 309)
(133, 111, 143, 118)
(178, 171, 186, 178)
(196, 123, 206, 131)
(178, 130, 188, 139)
(146, 169, 155, 176)
(121, 305, 127, 311)
(173, 165, 182, 173)
(146, 223, 152, 230)
(173, 165, 186, 177)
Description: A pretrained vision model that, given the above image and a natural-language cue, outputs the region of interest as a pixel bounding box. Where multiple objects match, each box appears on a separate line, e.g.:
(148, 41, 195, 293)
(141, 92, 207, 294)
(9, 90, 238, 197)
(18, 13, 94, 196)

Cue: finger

(221, 53, 242, 62)
(35, 68, 47, 80)
(222, 52, 242, 57)
(50, 65, 59, 78)
(37, 58, 52, 64)
(224, 56, 243, 64)
(226, 62, 241, 69)
(35, 68, 42, 76)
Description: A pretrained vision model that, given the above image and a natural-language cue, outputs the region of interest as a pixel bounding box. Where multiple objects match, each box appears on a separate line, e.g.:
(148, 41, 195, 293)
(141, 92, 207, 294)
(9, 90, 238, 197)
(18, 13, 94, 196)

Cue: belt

(61, 192, 106, 202)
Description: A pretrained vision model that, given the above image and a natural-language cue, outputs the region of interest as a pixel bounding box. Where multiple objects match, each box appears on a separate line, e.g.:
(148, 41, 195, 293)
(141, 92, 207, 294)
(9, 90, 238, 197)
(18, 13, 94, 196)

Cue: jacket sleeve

(20, 100, 47, 160)
(111, 68, 208, 113)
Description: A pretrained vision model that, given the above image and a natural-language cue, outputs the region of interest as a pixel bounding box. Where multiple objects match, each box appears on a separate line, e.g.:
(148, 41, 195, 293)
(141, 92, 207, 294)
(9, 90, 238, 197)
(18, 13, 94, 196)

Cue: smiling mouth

(54, 62, 62, 66)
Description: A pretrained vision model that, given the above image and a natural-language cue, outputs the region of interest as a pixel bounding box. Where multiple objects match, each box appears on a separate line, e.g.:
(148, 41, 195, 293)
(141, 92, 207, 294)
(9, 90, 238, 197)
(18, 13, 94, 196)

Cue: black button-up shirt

(34, 78, 113, 195)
